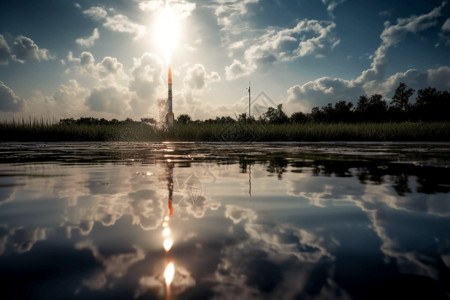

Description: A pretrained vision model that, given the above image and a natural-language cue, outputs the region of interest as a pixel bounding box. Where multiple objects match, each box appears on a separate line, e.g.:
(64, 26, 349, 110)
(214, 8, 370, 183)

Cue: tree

(333, 101, 354, 122)
(177, 114, 191, 124)
(263, 104, 289, 124)
(141, 117, 157, 124)
(355, 94, 388, 122)
(290, 112, 307, 124)
(413, 87, 450, 121)
(391, 82, 414, 111)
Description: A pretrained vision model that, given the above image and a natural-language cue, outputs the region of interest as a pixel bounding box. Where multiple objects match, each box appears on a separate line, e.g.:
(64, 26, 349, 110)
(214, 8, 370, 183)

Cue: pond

(0, 142, 449, 300)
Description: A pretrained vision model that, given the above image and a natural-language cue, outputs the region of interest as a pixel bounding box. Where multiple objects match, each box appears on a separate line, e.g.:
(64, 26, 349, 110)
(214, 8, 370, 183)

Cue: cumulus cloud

(67, 51, 126, 82)
(129, 52, 164, 100)
(184, 64, 220, 91)
(225, 59, 255, 81)
(214, 0, 258, 32)
(357, 1, 445, 86)
(86, 85, 131, 115)
(182, 64, 221, 104)
(83, 6, 146, 39)
(76, 28, 100, 47)
(223, 18, 339, 80)
(0, 34, 50, 64)
(287, 2, 448, 112)
(287, 77, 364, 112)
(12, 35, 49, 62)
(245, 19, 339, 68)
(0, 81, 24, 112)
(139, 0, 196, 19)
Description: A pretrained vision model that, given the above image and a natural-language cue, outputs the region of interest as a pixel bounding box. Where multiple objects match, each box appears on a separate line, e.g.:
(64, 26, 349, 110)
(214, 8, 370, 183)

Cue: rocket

(167, 65, 174, 126)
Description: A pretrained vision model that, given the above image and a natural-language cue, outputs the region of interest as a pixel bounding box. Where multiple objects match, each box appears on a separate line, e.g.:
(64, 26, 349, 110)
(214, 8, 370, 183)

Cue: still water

(0, 142, 449, 300)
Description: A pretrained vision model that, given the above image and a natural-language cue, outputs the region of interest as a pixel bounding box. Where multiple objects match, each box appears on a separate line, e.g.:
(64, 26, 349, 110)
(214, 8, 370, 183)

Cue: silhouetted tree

(391, 82, 414, 111)
(263, 104, 289, 124)
(355, 94, 388, 122)
(333, 101, 354, 122)
(412, 87, 450, 121)
(290, 112, 307, 124)
(238, 113, 247, 123)
(141, 117, 157, 124)
(177, 114, 191, 124)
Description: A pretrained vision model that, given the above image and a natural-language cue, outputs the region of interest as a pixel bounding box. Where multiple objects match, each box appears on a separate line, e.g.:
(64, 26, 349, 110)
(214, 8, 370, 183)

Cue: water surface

(0, 142, 449, 299)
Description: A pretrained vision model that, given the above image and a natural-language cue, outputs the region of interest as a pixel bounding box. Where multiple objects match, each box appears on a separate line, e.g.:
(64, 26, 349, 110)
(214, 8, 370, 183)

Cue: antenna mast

(246, 81, 251, 117)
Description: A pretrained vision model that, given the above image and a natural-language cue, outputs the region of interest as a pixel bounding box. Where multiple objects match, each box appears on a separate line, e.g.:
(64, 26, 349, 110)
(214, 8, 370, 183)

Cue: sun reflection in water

(164, 262, 175, 285)
(163, 238, 173, 251)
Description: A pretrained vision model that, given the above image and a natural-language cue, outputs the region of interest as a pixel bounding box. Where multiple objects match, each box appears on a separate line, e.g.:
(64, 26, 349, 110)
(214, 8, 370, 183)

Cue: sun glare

(154, 3, 181, 63)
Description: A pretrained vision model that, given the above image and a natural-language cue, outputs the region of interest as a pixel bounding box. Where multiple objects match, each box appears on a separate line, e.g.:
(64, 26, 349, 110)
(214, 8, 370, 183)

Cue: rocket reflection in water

(163, 160, 174, 298)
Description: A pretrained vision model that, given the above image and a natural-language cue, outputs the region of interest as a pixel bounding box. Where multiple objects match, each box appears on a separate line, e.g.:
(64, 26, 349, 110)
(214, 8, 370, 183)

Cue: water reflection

(0, 142, 449, 299)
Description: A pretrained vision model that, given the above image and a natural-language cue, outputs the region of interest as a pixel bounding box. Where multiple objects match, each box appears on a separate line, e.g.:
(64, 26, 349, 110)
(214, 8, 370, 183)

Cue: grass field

(1, 120, 449, 142)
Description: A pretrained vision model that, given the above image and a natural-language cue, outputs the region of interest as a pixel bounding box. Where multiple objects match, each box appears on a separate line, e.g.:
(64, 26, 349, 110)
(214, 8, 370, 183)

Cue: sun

(153, 3, 181, 63)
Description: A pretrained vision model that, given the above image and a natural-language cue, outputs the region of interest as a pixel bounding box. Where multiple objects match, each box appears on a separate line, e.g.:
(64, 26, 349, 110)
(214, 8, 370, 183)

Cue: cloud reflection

(218, 204, 347, 299)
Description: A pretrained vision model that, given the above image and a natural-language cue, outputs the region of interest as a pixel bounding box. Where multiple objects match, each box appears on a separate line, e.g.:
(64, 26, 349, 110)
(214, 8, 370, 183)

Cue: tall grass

(1, 119, 449, 142)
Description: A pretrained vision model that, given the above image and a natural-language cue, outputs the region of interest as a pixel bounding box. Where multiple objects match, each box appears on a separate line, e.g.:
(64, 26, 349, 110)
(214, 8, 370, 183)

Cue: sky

(0, 0, 449, 121)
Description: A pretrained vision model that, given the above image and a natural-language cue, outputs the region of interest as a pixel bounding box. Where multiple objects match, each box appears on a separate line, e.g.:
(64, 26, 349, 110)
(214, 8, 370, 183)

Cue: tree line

(188, 83, 448, 124)
(59, 83, 449, 126)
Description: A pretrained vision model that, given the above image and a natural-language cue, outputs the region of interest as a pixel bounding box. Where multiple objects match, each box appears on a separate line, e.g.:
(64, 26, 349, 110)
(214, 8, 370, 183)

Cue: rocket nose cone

(168, 65, 172, 84)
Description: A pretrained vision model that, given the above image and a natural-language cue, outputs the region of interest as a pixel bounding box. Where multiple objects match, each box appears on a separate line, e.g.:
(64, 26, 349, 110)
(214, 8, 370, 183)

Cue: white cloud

(76, 28, 100, 47)
(83, 6, 146, 40)
(0, 81, 24, 112)
(287, 77, 364, 112)
(86, 85, 131, 115)
(139, 0, 196, 19)
(67, 51, 95, 74)
(322, 0, 346, 16)
(357, 2, 445, 86)
(103, 14, 146, 39)
(83, 6, 108, 20)
(138, 0, 164, 12)
(183, 63, 220, 91)
(67, 51, 126, 83)
(214, 0, 258, 31)
(0, 35, 50, 64)
(225, 19, 339, 79)
(286, 2, 448, 112)
(225, 59, 254, 81)
(182, 64, 221, 105)
(129, 52, 165, 101)
(13, 35, 50, 62)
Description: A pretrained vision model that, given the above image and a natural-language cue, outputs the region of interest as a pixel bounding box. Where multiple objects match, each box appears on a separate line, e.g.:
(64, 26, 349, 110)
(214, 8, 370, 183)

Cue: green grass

(1, 120, 449, 142)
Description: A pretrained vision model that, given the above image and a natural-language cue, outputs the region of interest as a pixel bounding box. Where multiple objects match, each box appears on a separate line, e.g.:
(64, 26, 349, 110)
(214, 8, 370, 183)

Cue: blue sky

(0, 0, 449, 120)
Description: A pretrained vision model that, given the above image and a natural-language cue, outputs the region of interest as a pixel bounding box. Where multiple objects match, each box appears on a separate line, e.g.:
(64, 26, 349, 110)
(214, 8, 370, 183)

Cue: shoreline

(1, 122, 449, 142)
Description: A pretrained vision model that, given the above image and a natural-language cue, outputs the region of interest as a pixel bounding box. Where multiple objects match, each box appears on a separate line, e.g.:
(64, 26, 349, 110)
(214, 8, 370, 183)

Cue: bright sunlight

(153, 3, 181, 63)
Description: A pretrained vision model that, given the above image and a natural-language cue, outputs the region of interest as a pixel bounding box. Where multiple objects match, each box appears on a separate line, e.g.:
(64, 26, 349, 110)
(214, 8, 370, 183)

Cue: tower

(167, 65, 174, 126)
